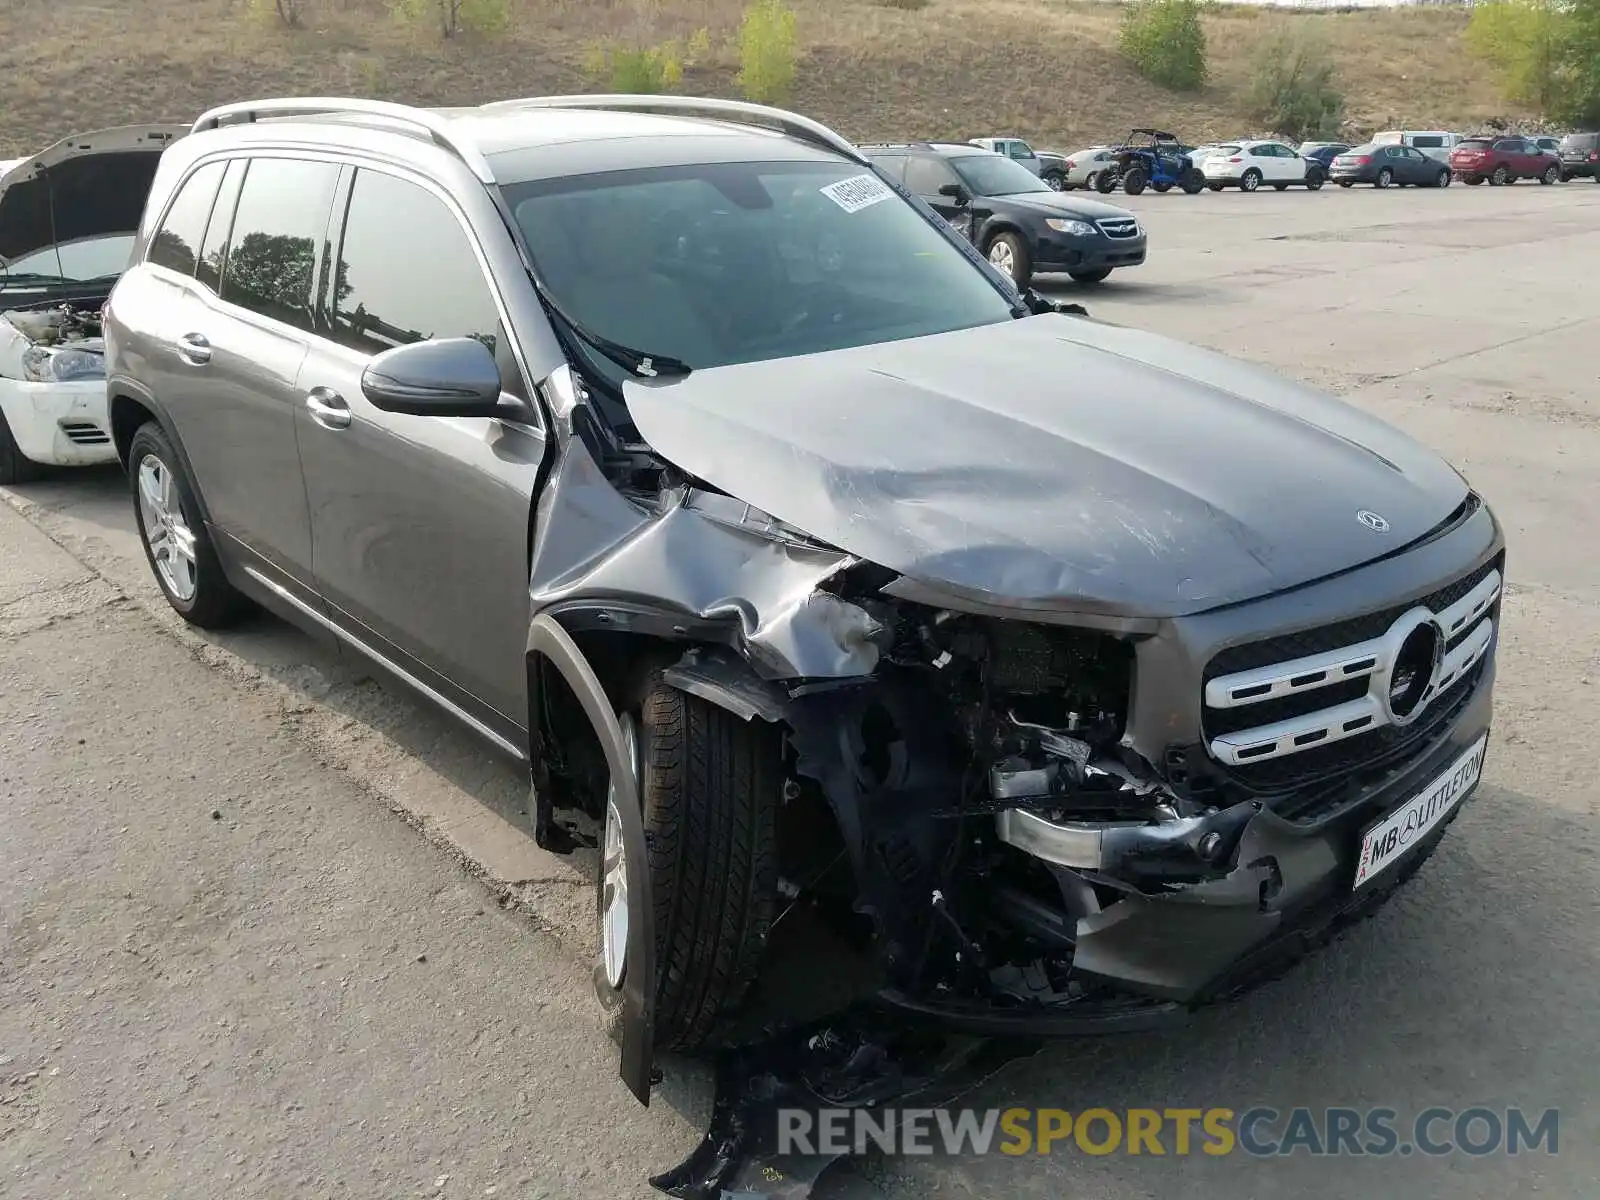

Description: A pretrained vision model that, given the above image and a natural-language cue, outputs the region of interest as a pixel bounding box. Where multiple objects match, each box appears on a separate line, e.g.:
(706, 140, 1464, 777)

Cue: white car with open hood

(0, 125, 186, 483)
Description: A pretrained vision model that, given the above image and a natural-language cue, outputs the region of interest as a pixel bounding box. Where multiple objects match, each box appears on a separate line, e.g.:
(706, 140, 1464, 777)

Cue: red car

(1450, 136, 1562, 186)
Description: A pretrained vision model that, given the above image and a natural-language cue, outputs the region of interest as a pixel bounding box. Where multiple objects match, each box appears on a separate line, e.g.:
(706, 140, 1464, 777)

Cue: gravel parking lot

(4, 182, 1598, 1198)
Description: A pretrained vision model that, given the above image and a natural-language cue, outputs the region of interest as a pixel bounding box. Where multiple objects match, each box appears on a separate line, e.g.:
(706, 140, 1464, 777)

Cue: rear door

(154, 154, 339, 586)
(294, 164, 547, 744)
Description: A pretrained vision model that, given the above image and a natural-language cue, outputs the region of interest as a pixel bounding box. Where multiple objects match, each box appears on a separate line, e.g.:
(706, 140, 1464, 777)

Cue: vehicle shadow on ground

(1035, 276, 1224, 307)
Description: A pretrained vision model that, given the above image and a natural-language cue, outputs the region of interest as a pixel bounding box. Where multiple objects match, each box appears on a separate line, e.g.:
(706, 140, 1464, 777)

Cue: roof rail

(188, 97, 496, 183)
(479, 94, 868, 165)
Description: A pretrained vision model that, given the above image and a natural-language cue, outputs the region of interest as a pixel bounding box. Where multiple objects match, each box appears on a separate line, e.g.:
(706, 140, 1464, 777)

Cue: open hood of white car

(0, 125, 187, 267)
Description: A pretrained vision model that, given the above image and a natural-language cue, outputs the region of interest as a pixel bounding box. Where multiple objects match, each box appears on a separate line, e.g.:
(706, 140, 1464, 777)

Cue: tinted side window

(1411, 135, 1443, 149)
(329, 169, 499, 358)
(904, 156, 959, 195)
(195, 159, 246, 294)
(146, 161, 226, 276)
(220, 158, 340, 333)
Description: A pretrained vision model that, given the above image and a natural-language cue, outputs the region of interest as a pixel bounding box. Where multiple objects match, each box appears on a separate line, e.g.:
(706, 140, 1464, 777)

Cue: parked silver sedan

(1059, 146, 1114, 190)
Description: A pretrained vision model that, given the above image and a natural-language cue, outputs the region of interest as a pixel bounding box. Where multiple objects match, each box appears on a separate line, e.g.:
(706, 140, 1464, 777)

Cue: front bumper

(1035, 232, 1147, 274)
(0, 377, 116, 467)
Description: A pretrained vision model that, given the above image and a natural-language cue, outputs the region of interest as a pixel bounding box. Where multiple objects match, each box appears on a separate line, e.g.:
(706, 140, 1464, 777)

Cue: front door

(294, 164, 547, 744)
(905, 154, 980, 241)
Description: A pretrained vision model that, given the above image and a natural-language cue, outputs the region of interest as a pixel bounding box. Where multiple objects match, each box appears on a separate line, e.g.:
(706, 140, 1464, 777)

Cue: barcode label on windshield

(820, 173, 891, 214)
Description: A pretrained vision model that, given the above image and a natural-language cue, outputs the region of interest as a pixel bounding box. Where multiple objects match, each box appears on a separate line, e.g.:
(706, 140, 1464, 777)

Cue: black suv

(1558, 131, 1600, 180)
(863, 141, 1146, 288)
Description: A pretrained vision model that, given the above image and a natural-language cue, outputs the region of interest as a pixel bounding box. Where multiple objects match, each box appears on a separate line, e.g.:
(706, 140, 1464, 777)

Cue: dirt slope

(1, 0, 1521, 158)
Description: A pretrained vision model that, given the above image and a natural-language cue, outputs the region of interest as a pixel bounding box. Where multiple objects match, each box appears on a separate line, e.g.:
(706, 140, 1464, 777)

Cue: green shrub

(1119, 0, 1207, 92)
(1466, 0, 1572, 114)
(582, 29, 707, 94)
(736, 0, 799, 105)
(1247, 30, 1345, 141)
(389, 0, 510, 39)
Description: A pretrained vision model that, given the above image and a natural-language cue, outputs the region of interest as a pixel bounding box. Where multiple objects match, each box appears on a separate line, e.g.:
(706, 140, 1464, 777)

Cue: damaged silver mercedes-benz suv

(103, 95, 1502, 1104)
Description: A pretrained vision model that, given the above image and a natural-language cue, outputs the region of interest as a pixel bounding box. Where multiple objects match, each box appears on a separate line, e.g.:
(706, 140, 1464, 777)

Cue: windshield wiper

(527, 276, 691, 379)
(0, 271, 70, 290)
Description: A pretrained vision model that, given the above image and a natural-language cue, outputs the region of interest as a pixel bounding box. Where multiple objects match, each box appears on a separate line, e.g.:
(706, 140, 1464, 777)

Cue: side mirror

(361, 337, 508, 418)
(938, 181, 971, 205)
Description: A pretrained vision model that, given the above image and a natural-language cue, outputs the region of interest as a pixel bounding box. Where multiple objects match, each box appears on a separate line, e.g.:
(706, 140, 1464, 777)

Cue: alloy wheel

(600, 711, 642, 991)
(137, 453, 198, 602)
(988, 238, 1016, 279)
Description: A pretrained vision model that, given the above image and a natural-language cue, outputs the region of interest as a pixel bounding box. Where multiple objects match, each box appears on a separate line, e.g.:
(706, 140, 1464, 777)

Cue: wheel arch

(108, 379, 217, 528)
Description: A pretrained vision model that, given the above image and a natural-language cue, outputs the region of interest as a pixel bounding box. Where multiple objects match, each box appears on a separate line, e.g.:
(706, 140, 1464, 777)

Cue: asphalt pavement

(3, 181, 1598, 1198)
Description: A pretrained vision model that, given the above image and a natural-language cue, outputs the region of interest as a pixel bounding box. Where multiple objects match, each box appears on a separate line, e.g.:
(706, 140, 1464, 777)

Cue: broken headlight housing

(21, 344, 105, 383)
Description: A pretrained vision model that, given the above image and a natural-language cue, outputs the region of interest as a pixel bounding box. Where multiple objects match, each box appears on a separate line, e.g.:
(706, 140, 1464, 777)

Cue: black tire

(1560, 171, 1573, 182)
(1151, 180, 1172, 193)
(1491, 165, 1510, 186)
(1240, 168, 1262, 192)
(1540, 164, 1560, 185)
(1180, 167, 1204, 194)
(1095, 170, 1118, 194)
(1207, 182, 1224, 192)
(0, 410, 47, 485)
(1465, 175, 1484, 185)
(1304, 171, 1324, 191)
(127, 420, 249, 629)
(1122, 167, 1147, 195)
(637, 672, 779, 1051)
(1084, 171, 1100, 192)
(1338, 179, 1353, 187)
(1068, 267, 1112, 285)
(1436, 169, 1452, 188)
(1272, 182, 1288, 191)
(984, 231, 1032, 288)
(1375, 167, 1393, 189)
(1043, 171, 1065, 191)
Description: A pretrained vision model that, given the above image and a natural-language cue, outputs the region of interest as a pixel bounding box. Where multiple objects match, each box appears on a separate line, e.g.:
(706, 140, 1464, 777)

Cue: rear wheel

(0, 411, 47, 485)
(1068, 267, 1112, 285)
(128, 421, 249, 628)
(1083, 171, 1099, 191)
(1304, 170, 1324, 191)
(1122, 166, 1147, 195)
(1436, 168, 1452, 188)
(1043, 171, 1065, 191)
(624, 672, 780, 1051)
(1541, 163, 1560, 185)
(1375, 167, 1394, 189)
(985, 231, 1032, 288)
(1180, 167, 1204, 194)
(1491, 165, 1510, 185)
(1240, 168, 1262, 193)
(1095, 170, 1118, 194)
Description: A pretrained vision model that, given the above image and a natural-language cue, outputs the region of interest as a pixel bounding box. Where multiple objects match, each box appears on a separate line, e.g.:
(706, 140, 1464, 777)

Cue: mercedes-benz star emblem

(1357, 510, 1390, 533)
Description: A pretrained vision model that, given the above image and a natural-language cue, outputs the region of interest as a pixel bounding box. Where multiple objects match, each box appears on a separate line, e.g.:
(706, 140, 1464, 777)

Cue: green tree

(389, 0, 509, 39)
(1247, 30, 1345, 141)
(736, 0, 799, 105)
(1119, 0, 1207, 92)
(1466, 0, 1572, 114)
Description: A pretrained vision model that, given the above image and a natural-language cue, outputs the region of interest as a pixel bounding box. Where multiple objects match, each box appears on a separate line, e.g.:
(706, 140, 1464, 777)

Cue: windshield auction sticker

(820, 173, 892, 214)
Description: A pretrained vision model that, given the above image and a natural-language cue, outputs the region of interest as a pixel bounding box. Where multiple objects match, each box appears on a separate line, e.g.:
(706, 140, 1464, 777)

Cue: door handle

(176, 332, 212, 365)
(305, 386, 352, 430)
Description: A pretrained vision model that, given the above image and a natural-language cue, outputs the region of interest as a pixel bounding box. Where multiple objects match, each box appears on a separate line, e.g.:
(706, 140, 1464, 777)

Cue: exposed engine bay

(0, 302, 107, 382)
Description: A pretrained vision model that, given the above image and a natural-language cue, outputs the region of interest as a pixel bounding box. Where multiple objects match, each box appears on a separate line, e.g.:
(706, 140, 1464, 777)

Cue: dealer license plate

(1353, 733, 1487, 891)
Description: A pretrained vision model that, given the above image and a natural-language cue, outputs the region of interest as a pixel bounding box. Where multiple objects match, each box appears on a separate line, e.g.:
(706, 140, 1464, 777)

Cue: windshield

(1, 234, 133, 290)
(949, 154, 1051, 196)
(504, 160, 1016, 377)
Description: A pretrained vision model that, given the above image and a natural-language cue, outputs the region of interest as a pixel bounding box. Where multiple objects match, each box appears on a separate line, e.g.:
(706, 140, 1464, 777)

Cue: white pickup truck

(968, 136, 1073, 190)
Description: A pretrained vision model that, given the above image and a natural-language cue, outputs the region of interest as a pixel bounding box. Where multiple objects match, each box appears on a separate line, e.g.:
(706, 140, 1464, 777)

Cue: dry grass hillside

(1, 0, 1525, 157)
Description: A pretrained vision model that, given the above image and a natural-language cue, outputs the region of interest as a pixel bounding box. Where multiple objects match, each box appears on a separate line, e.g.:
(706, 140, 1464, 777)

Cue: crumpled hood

(1002, 192, 1136, 222)
(0, 125, 186, 266)
(623, 314, 1470, 619)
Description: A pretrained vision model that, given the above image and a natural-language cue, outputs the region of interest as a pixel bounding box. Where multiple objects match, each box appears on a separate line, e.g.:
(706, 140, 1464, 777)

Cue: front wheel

(985, 231, 1032, 288)
(1095, 170, 1118, 194)
(1541, 164, 1560, 185)
(1068, 267, 1112, 285)
(128, 421, 250, 628)
(1240, 169, 1262, 192)
(1304, 172, 1324, 191)
(1436, 168, 1452, 188)
(1180, 167, 1204, 194)
(0, 411, 47, 485)
(603, 673, 781, 1052)
(1043, 172, 1065, 191)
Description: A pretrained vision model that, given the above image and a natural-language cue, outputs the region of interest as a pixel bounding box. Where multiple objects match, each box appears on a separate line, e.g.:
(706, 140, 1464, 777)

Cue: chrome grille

(1096, 217, 1139, 239)
(1203, 560, 1501, 773)
(59, 421, 110, 446)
